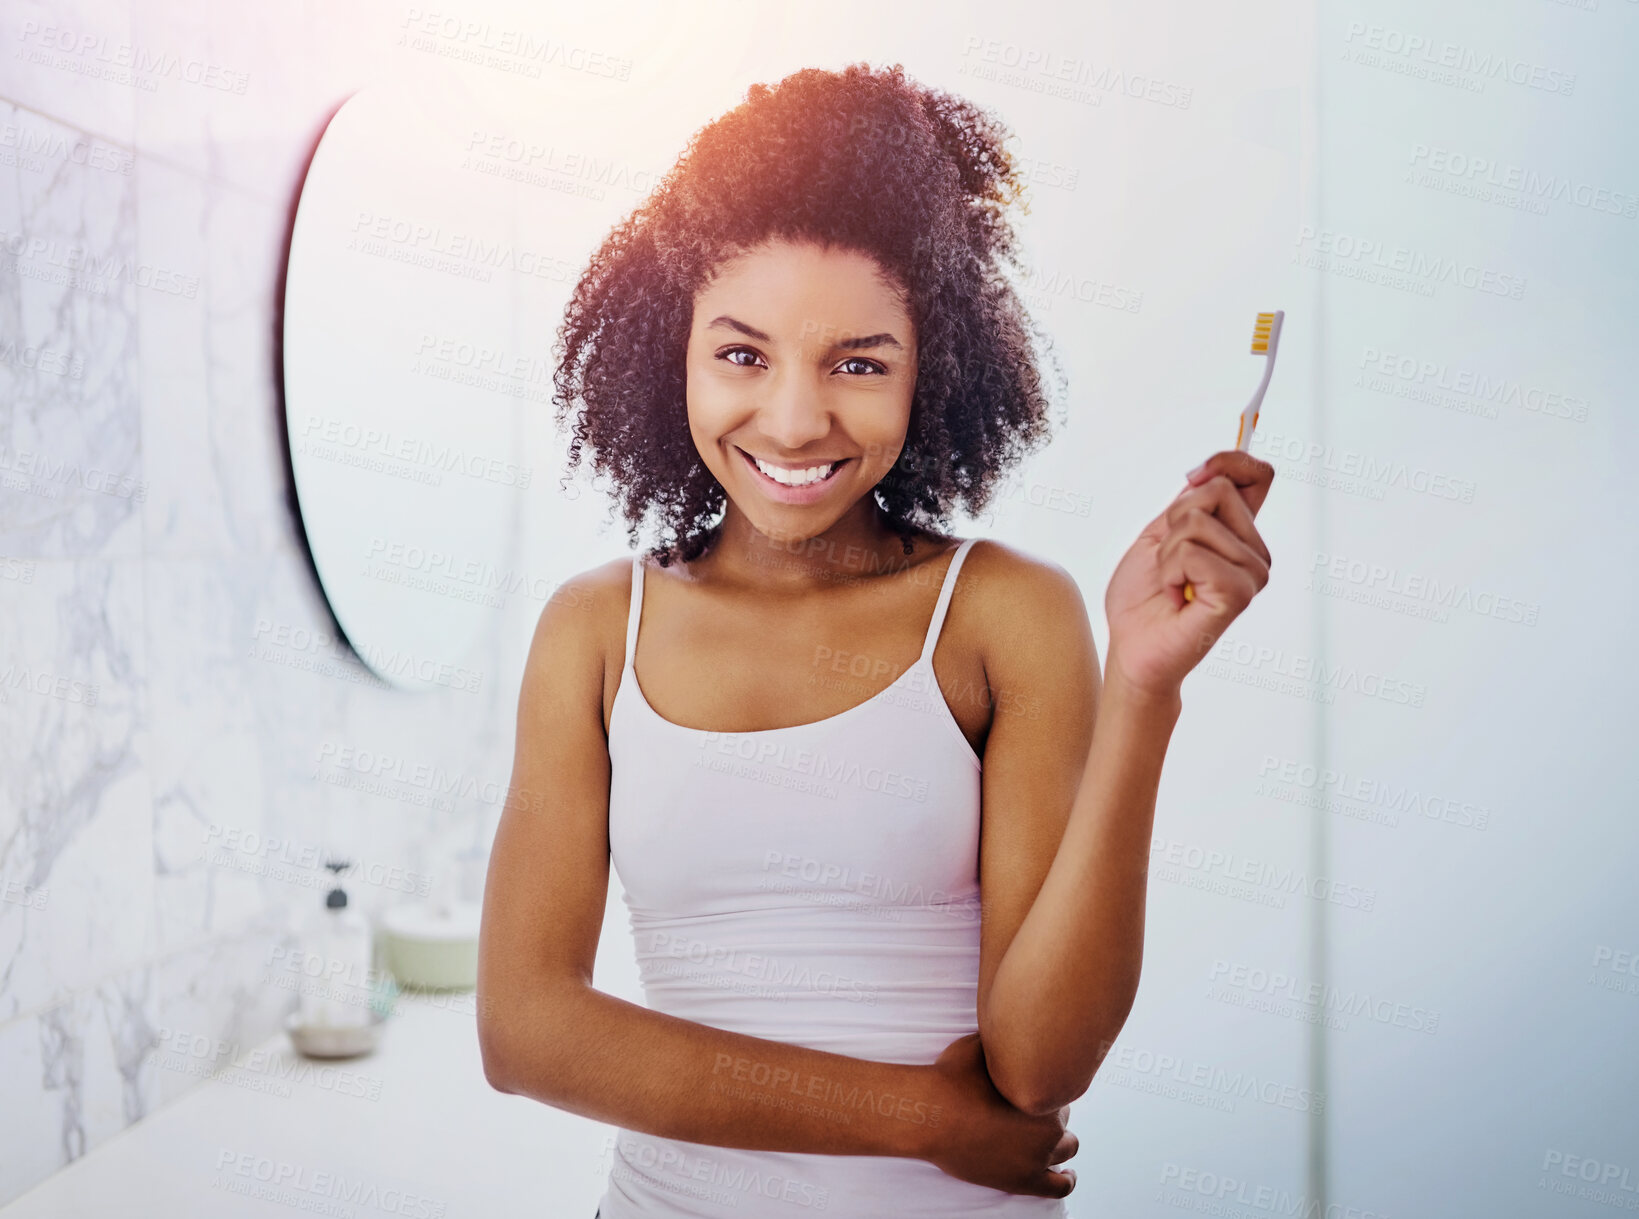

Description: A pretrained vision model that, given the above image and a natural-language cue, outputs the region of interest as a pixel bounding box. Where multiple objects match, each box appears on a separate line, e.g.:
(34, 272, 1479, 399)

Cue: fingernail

(1186, 461, 1208, 481)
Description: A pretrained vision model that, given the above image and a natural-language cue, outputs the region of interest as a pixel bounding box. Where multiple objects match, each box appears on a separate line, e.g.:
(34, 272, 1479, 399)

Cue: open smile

(734, 446, 852, 504)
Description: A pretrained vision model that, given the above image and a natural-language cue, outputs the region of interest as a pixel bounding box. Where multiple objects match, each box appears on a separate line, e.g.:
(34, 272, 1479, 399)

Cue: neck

(700, 498, 928, 593)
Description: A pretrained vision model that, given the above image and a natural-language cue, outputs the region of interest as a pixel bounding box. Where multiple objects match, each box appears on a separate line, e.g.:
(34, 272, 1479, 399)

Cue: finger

(1165, 540, 1260, 610)
(1138, 496, 1178, 546)
(1049, 1129, 1080, 1165)
(1185, 450, 1276, 518)
(1186, 448, 1273, 489)
(1037, 1166, 1076, 1198)
(1162, 502, 1271, 584)
(1170, 473, 1272, 568)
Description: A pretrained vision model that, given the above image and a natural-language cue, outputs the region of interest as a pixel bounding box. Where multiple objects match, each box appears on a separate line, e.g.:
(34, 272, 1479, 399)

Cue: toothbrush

(1183, 310, 1283, 604)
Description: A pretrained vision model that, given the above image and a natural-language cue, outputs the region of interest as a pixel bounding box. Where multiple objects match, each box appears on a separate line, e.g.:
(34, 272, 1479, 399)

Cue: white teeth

(752, 455, 840, 487)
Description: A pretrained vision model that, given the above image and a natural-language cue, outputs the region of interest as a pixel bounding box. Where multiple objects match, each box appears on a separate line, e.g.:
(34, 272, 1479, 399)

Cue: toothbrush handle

(1236, 352, 1276, 452)
(1234, 409, 1260, 453)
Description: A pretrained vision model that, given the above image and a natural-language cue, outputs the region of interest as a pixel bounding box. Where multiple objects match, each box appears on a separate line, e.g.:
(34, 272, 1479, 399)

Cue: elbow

(475, 977, 583, 1097)
(982, 1040, 1083, 1118)
(476, 982, 538, 1095)
(982, 991, 1140, 1118)
(476, 1001, 515, 1094)
(479, 1041, 514, 1095)
(1000, 1072, 1087, 1119)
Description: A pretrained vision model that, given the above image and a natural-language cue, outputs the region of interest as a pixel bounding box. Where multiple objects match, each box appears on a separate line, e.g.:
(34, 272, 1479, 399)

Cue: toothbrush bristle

(1251, 310, 1280, 354)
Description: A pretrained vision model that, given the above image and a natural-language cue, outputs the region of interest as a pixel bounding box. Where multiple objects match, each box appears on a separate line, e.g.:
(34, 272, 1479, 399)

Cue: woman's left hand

(1103, 449, 1276, 699)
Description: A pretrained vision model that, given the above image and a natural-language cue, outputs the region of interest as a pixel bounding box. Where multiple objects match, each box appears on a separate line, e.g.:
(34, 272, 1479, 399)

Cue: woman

(477, 63, 1274, 1217)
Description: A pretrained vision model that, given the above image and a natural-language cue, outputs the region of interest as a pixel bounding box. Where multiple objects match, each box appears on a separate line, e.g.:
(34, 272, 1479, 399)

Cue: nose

(755, 364, 832, 454)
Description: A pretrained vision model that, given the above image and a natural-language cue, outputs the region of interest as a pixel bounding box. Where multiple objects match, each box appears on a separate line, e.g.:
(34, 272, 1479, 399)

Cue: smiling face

(685, 239, 918, 549)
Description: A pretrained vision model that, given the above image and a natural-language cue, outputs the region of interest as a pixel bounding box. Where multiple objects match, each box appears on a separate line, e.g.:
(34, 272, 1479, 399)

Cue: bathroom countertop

(0, 990, 615, 1218)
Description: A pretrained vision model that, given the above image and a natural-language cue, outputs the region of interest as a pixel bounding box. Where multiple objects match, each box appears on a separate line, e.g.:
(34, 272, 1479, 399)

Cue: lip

(734, 446, 851, 506)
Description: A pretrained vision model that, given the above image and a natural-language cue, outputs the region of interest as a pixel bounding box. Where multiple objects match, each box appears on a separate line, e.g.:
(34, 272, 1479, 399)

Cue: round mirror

(282, 80, 524, 693)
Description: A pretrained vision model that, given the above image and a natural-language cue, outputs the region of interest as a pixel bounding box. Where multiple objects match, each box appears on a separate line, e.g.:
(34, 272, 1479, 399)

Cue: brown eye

(719, 346, 765, 368)
(836, 357, 886, 376)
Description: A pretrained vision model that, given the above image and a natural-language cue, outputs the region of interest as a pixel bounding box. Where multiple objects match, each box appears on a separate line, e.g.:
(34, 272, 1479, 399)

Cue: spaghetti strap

(624, 557, 645, 672)
(919, 538, 978, 663)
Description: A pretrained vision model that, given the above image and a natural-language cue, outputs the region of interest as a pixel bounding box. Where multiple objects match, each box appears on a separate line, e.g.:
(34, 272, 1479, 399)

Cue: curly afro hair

(551, 61, 1067, 567)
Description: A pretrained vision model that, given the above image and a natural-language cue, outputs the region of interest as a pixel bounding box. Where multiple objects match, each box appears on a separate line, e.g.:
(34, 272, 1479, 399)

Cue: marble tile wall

(0, 2, 525, 1203)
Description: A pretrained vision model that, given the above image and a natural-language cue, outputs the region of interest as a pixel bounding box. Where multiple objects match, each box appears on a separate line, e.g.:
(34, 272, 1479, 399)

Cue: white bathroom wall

(1312, 1, 1639, 1212)
(0, 2, 528, 1203)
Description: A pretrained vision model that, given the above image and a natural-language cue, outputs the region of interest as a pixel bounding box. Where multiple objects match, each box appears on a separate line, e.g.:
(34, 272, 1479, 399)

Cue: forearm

(980, 667, 1181, 1114)
(482, 980, 946, 1161)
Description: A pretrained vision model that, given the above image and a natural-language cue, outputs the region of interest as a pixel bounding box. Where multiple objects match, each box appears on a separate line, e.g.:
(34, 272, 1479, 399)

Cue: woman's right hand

(919, 1032, 1078, 1198)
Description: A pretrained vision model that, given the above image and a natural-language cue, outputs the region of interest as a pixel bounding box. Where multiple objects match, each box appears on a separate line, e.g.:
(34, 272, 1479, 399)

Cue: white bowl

(380, 900, 481, 990)
(284, 1009, 386, 1059)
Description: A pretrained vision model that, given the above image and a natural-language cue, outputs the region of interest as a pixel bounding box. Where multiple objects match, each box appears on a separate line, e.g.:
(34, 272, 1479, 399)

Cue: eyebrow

(705, 315, 904, 351)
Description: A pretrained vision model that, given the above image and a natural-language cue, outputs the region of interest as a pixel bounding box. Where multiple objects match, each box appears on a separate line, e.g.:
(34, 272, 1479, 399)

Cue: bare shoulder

(573, 551, 643, 642)
(956, 538, 1097, 670)
(958, 539, 1100, 762)
(521, 554, 639, 698)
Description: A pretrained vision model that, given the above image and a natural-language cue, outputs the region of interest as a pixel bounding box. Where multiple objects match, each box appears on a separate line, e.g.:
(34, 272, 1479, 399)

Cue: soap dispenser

(299, 860, 374, 1029)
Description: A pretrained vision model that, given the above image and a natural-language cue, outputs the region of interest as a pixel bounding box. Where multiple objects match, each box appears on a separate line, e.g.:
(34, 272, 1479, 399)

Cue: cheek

(683, 359, 730, 437)
(857, 395, 914, 468)
(686, 389, 737, 444)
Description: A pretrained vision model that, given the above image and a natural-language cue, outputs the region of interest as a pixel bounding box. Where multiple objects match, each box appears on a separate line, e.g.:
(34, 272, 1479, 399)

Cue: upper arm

(476, 560, 623, 1084)
(970, 542, 1102, 1036)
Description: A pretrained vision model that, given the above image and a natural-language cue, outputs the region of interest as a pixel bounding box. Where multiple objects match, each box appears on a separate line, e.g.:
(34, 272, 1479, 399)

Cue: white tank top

(597, 537, 1068, 1218)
